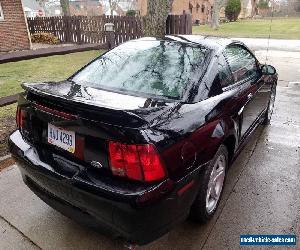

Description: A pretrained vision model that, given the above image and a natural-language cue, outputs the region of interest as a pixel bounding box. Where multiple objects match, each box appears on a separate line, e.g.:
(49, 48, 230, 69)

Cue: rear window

(72, 40, 210, 100)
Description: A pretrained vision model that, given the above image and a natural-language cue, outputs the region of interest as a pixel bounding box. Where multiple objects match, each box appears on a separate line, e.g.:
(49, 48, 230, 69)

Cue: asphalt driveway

(0, 50, 299, 250)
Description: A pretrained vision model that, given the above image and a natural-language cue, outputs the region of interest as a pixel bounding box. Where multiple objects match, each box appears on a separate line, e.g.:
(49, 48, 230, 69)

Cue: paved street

(0, 49, 299, 250)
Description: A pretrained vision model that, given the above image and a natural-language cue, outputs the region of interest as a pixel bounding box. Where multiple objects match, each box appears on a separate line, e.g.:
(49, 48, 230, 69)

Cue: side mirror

(261, 64, 276, 75)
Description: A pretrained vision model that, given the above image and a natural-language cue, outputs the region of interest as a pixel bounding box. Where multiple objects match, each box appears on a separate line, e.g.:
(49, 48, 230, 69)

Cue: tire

(262, 83, 276, 125)
(189, 145, 228, 223)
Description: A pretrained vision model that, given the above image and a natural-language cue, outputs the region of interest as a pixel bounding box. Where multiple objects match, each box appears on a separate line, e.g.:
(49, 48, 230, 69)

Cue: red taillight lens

(108, 142, 166, 182)
(16, 107, 25, 129)
(137, 145, 166, 182)
(123, 145, 143, 180)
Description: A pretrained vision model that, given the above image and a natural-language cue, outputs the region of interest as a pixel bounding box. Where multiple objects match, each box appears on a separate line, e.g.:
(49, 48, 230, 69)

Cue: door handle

(247, 93, 253, 99)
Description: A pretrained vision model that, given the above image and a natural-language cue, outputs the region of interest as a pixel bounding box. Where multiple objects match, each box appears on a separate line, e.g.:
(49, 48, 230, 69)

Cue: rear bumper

(9, 130, 205, 245)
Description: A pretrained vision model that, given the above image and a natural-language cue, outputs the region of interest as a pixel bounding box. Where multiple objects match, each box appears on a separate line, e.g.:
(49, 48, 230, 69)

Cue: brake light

(35, 103, 77, 120)
(108, 142, 166, 182)
(16, 107, 25, 129)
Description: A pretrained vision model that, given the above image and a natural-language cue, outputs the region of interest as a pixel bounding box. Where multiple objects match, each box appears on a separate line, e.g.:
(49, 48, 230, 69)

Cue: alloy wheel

(206, 154, 226, 214)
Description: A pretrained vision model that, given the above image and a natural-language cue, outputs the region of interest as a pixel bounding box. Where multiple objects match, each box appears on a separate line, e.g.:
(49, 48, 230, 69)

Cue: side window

(218, 54, 234, 88)
(224, 45, 259, 83)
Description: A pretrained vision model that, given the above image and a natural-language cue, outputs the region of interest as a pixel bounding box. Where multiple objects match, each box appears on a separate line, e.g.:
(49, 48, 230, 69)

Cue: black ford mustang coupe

(9, 35, 277, 245)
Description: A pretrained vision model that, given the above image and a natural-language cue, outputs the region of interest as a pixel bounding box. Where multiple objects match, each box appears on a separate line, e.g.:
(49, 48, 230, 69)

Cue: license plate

(48, 124, 75, 153)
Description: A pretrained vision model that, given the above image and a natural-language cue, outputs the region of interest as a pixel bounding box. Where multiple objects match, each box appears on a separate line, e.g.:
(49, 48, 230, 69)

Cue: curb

(0, 154, 11, 162)
(0, 155, 15, 172)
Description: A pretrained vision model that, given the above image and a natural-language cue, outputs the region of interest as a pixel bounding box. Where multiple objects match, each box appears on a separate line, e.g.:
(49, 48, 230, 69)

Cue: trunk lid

(23, 81, 178, 127)
(19, 81, 178, 179)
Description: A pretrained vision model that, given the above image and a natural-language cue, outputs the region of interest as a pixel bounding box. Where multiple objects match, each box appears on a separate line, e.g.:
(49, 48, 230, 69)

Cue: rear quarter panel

(145, 89, 240, 181)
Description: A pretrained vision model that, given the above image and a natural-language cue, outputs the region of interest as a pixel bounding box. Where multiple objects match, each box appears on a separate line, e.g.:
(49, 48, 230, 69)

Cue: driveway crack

(0, 214, 42, 250)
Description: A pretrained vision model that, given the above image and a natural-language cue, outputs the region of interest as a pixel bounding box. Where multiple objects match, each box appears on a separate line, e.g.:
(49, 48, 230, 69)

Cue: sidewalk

(234, 37, 300, 52)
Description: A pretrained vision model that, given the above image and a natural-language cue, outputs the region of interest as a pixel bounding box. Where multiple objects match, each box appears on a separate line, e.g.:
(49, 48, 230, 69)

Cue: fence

(27, 14, 192, 46)
(166, 14, 192, 35)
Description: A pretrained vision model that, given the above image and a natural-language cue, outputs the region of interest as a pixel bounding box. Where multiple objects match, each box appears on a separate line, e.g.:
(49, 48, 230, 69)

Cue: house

(0, 0, 31, 52)
(175, 0, 214, 24)
(136, 0, 214, 24)
(69, 0, 103, 16)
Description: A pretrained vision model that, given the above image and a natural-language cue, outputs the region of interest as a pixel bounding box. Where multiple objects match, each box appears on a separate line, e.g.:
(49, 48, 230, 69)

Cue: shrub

(225, 0, 241, 22)
(126, 10, 136, 16)
(30, 33, 60, 45)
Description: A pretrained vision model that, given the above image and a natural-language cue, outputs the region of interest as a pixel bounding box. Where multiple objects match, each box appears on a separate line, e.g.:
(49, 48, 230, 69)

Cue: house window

(0, 3, 4, 21)
(201, 5, 205, 13)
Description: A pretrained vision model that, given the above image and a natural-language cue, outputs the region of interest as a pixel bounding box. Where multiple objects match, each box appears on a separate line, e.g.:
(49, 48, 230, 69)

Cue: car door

(223, 44, 266, 139)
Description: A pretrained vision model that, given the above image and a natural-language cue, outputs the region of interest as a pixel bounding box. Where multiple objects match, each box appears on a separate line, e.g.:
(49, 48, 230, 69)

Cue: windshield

(72, 40, 210, 100)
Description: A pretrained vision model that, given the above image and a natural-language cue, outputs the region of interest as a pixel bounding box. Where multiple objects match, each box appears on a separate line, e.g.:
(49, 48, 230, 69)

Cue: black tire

(189, 145, 228, 223)
(262, 84, 277, 125)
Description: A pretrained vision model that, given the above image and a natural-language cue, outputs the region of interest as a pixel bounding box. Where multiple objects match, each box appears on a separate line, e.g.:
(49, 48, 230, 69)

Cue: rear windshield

(72, 40, 210, 100)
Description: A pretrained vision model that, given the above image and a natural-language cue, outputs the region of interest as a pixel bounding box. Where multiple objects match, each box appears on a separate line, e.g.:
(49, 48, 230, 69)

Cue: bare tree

(108, 0, 120, 15)
(144, 0, 174, 38)
(211, 0, 224, 29)
(37, 0, 46, 9)
(250, 0, 258, 17)
(60, 0, 70, 16)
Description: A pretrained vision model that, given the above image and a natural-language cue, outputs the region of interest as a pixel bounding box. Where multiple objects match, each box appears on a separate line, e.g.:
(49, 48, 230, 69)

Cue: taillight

(108, 142, 166, 182)
(16, 107, 25, 129)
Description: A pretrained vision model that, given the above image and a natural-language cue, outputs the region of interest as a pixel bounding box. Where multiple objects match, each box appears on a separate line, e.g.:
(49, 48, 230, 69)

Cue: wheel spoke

(207, 177, 214, 190)
(214, 169, 224, 182)
(210, 185, 218, 199)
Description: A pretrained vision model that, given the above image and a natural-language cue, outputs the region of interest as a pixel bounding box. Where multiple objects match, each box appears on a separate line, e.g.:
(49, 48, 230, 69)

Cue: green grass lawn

(0, 50, 104, 99)
(0, 103, 16, 119)
(193, 18, 300, 39)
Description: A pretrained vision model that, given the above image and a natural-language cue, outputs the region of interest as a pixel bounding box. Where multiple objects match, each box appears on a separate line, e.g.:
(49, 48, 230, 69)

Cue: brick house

(69, 0, 103, 16)
(0, 0, 31, 52)
(137, 0, 214, 24)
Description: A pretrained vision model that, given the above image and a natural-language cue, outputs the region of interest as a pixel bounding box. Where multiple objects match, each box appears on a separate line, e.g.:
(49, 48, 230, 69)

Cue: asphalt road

(0, 49, 299, 250)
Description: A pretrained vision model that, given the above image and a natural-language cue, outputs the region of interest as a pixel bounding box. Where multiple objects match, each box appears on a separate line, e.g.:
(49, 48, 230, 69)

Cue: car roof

(135, 35, 242, 52)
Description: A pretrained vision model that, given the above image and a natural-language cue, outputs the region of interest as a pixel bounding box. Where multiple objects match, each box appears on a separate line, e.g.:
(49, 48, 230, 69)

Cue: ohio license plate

(48, 124, 75, 153)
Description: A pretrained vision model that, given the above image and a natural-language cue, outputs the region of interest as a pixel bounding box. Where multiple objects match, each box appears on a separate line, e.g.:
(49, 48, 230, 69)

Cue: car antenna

(265, 4, 274, 64)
